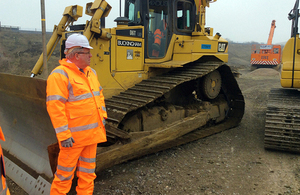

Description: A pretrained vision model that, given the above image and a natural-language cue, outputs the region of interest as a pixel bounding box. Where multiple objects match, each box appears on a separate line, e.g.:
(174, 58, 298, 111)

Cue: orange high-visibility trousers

(50, 144, 97, 195)
(0, 127, 10, 195)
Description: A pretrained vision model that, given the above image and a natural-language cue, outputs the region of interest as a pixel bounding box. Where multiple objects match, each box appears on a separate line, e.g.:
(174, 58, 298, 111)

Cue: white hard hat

(65, 33, 93, 49)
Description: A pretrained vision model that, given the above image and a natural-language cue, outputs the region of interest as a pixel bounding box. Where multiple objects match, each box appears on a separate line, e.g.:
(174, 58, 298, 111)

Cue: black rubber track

(105, 62, 245, 141)
(265, 88, 300, 153)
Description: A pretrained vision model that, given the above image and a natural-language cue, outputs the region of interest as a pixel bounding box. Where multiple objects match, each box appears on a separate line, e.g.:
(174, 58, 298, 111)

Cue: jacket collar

(59, 58, 91, 72)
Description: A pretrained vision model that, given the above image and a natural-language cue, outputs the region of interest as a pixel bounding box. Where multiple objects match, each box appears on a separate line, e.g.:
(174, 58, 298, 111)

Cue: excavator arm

(288, 0, 300, 38)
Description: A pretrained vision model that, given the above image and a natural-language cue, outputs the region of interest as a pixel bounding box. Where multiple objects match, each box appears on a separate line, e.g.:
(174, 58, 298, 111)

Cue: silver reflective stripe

(0, 187, 7, 195)
(79, 156, 96, 163)
(77, 166, 95, 173)
(102, 119, 106, 126)
(100, 86, 103, 91)
(91, 68, 97, 75)
(56, 173, 73, 181)
(69, 122, 98, 133)
(93, 91, 100, 97)
(67, 79, 93, 102)
(55, 124, 69, 134)
(57, 164, 75, 172)
(51, 69, 69, 79)
(68, 92, 93, 102)
(65, 71, 97, 102)
(67, 81, 73, 94)
(46, 95, 67, 103)
(102, 106, 106, 112)
(67, 81, 74, 102)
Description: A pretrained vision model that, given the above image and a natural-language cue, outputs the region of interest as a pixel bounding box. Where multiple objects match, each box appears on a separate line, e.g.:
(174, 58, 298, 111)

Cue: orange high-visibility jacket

(46, 59, 107, 147)
(152, 29, 164, 57)
(0, 127, 10, 195)
(153, 29, 163, 46)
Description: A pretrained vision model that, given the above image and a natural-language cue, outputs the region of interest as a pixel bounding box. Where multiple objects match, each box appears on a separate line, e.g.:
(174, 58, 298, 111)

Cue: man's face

(75, 48, 92, 69)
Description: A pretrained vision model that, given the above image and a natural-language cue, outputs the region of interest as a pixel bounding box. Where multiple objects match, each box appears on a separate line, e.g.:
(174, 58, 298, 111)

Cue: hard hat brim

(83, 46, 93, 49)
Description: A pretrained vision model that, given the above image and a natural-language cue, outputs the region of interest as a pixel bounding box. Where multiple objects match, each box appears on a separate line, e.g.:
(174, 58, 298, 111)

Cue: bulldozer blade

(95, 112, 210, 172)
(94, 100, 244, 173)
(0, 73, 54, 192)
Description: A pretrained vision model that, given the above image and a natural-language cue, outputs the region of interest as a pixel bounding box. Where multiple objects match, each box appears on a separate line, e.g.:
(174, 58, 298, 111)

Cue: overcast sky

(0, 0, 296, 44)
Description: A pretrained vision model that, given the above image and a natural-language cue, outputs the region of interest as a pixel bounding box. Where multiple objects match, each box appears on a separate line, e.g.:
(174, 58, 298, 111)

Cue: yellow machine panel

(112, 37, 144, 71)
(281, 35, 300, 88)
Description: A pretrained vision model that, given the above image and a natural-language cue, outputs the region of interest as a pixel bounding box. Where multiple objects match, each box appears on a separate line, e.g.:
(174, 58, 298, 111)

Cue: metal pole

(290, 0, 299, 87)
(120, 0, 122, 17)
(41, 0, 48, 77)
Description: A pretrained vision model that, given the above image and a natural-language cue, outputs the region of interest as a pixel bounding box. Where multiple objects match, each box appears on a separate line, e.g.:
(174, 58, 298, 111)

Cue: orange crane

(250, 20, 282, 70)
(267, 20, 276, 45)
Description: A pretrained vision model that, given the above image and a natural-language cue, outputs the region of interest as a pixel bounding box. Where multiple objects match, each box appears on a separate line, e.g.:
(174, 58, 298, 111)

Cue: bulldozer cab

(125, 0, 195, 58)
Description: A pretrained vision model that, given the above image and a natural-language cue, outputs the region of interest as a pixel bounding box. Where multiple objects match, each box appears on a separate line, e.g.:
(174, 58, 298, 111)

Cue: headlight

(87, 5, 92, 14)
(85, 2, 93, 16)
(72, 7, 77, 16)
(218, 42, 227, 52)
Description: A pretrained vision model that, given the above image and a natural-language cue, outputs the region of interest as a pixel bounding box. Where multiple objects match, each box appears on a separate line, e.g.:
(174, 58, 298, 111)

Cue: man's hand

(61, 137, 75, 148)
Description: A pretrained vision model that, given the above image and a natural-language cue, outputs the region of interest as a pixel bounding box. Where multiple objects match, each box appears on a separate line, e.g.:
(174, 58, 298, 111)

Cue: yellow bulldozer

(0, 0, 244, 193)
(264, 0, 300, 153)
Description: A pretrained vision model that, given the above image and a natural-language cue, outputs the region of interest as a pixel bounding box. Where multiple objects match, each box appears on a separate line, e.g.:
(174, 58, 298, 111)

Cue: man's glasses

(77, 52, 90, 55)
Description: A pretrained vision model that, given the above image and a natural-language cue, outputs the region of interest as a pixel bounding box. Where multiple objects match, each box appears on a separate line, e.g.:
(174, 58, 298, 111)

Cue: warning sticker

(127, 50, 133, 60)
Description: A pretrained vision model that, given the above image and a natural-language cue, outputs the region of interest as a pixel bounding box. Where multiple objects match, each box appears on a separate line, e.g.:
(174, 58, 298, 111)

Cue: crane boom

(267, 20, 276, 45)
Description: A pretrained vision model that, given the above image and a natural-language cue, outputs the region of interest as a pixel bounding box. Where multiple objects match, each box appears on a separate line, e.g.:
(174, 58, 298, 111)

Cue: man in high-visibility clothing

(152, 19, 167, 57)
(46, 33, 107, 195)
(0, 126, 11, 195)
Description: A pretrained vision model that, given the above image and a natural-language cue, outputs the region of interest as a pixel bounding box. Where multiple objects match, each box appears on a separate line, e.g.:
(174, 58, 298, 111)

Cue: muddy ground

(7, 67, 300, 195)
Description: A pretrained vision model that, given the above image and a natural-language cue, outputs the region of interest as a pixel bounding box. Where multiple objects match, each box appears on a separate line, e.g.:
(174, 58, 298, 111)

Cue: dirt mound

(228, 43, 252, 69)
(243, 68, 280, 78)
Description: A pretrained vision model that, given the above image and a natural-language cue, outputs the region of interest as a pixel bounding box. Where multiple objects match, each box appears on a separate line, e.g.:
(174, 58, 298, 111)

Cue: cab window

(177, 1, 193, 31)
(125, 0, 141, 24)
(147, 0, 169, 58)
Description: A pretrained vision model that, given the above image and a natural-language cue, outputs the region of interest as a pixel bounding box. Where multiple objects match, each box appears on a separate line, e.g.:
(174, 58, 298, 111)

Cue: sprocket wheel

(200, 70, 222, 100)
